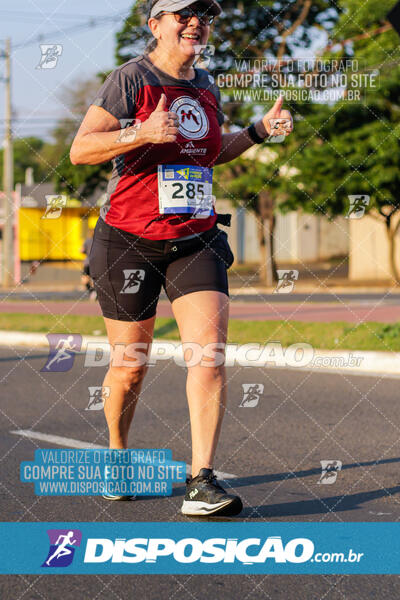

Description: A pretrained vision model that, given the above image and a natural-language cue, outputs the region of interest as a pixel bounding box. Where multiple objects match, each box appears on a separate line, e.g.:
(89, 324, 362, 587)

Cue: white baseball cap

(149, 0, 222, 19)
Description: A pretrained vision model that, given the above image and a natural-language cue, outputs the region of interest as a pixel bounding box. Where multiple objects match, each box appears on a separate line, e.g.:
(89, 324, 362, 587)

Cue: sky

(0, 1, 330, 144)
(0, 0, 133, 141)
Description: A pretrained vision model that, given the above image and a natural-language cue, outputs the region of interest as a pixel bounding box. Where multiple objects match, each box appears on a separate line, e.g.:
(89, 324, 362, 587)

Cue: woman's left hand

(260, 95, 293, 139)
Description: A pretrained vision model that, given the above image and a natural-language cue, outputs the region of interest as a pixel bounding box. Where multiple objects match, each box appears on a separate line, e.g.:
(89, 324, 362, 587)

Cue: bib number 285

(171, 182, 205, 201)
(158, 164, 214, 217)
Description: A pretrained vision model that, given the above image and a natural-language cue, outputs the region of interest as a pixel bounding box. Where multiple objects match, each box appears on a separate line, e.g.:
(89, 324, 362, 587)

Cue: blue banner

(0, 522, 398, 574)
(20, 449, 186, 496)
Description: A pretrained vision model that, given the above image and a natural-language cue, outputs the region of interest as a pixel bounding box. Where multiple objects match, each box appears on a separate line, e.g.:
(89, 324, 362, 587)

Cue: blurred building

(2, 166, 350, 269)
(15, 171, 102, 261)
(218, 198, 349, 264)
(349, 211, 400, 282)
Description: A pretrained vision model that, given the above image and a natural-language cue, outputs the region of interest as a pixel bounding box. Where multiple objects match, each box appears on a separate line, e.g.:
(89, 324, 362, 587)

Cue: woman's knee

(109, 365, 148, 391)
(189, 363, 225, 382)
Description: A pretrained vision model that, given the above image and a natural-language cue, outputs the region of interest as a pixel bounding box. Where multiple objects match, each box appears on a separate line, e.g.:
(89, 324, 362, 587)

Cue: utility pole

(2, 38, 14, 287)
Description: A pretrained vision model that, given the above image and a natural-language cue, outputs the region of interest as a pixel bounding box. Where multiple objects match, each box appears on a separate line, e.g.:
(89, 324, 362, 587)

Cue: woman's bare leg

(102, 316, 156, 449)
(171, 291, 229, 477)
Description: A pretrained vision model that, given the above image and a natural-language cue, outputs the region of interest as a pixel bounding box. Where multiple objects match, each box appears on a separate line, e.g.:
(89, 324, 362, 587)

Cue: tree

(0, 137, 53, 185)
(52, 76, 111, 200)
(209, 1, 340, 283)
(278, 0, 400, 282)
(115, 0, 149, 65)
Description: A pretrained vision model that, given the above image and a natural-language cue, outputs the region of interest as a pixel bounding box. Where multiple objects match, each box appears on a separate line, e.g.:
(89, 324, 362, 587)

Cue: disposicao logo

(42, 529, 82, 567)
(83, 536, 314, 564)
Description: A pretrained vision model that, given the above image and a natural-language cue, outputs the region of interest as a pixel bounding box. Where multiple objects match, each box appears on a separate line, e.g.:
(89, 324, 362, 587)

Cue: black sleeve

(196, 68, 225, 126)
(200, 70, 224, 126)
(214, 85, 225, 126)
(91, 67, 137, 121)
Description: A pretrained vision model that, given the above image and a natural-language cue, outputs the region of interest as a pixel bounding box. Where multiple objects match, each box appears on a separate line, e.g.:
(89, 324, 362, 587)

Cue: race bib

(158, 164, 214, 219)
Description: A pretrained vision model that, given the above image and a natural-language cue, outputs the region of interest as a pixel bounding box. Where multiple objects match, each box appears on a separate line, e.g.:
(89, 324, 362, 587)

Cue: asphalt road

(1, 347, 400, 597)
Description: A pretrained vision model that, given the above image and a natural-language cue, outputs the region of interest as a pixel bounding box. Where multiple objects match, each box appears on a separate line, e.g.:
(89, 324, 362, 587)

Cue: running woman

(70, 0, 293, 516)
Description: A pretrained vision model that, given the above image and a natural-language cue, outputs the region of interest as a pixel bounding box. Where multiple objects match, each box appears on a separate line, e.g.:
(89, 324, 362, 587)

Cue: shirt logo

(170, 96, 209, 140)
(180, 141, 207, 156)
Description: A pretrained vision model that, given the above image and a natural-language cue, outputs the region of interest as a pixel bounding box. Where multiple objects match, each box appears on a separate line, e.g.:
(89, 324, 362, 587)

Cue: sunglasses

(157, 7, 215, 26)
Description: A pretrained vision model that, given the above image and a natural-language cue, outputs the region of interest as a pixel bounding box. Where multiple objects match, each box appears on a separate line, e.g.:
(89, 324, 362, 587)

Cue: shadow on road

(0, 353, 47, 362)
(229, 456, 400, 489)
(218, 458, 400, 518)
(241, 485, 400, 518)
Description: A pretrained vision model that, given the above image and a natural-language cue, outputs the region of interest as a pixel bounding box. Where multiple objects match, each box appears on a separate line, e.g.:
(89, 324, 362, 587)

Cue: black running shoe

(181, 468, 243, 516)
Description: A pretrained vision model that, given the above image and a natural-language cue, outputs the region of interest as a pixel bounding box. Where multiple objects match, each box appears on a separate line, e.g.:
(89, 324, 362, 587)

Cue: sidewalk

(3, 298, 400, 323)
(2, 279, 400, 296)
(7, 259, 400, 296)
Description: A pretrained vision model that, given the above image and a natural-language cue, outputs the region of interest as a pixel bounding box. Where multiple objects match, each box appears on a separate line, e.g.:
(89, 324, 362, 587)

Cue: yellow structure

(19, 206, 99, 261)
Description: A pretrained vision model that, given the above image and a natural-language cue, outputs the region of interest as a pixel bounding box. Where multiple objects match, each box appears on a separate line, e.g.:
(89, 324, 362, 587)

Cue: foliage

(115, 0, 149, 65)
(274, 0, 400, 278)
(52, 77, 111, 200)
(208, 0, 340, 212)
(0, 137, 52, 185)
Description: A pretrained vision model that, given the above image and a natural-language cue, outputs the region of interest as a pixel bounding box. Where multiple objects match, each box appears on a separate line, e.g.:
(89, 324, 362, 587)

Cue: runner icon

(87, 387, 108, 410)
(240, 384, 262, 407)
(45, 531, 77, 566)
(347, 196, 369, 218)
(121, 270, 144, 294)
(37, 45, 61, 69)
(318, 460, 342, 484)
(276, 270, 297, 292)
(45, 335, 77, 371)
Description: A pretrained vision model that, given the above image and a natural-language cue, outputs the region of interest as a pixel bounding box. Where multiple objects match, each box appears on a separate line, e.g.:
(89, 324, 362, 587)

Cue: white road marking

(10, 429, 237, 479)
(10, 429, 105, 449)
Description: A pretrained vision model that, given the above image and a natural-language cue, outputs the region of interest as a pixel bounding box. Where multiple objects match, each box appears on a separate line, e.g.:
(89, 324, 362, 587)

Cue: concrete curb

(1, 330, 399, 377)
(229, 286, 400, 296)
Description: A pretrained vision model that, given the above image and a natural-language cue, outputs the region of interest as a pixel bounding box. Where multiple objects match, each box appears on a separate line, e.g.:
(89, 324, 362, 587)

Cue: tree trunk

(256, 191, 276, 287)
(270, 213, 278, 276)
(257, 216, 275, 287)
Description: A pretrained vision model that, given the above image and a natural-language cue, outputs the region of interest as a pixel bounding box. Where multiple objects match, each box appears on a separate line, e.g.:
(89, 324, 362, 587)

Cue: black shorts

(89, 219, 234, 322)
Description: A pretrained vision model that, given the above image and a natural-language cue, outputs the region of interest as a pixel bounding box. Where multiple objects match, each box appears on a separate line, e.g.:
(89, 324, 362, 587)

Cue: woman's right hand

(70, 94, 179, 166)
(141, 94, 179, 144)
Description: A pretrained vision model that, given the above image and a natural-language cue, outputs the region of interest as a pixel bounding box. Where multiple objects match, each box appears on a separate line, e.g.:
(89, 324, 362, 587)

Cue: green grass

(1, 313, 400, 351)
(0, 313, 180, 339)
(227, 320, 400, 352)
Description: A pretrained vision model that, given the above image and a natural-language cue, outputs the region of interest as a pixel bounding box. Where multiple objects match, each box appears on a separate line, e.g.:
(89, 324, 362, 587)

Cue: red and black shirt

(92, 54, 224, 240)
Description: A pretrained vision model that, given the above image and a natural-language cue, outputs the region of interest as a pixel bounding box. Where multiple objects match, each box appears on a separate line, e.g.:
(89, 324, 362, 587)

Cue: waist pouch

(95, 214, 234, 266)
(164, 225, 234, 268)
(141, 214, 232, 260)
(143, 224, 222, 256)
